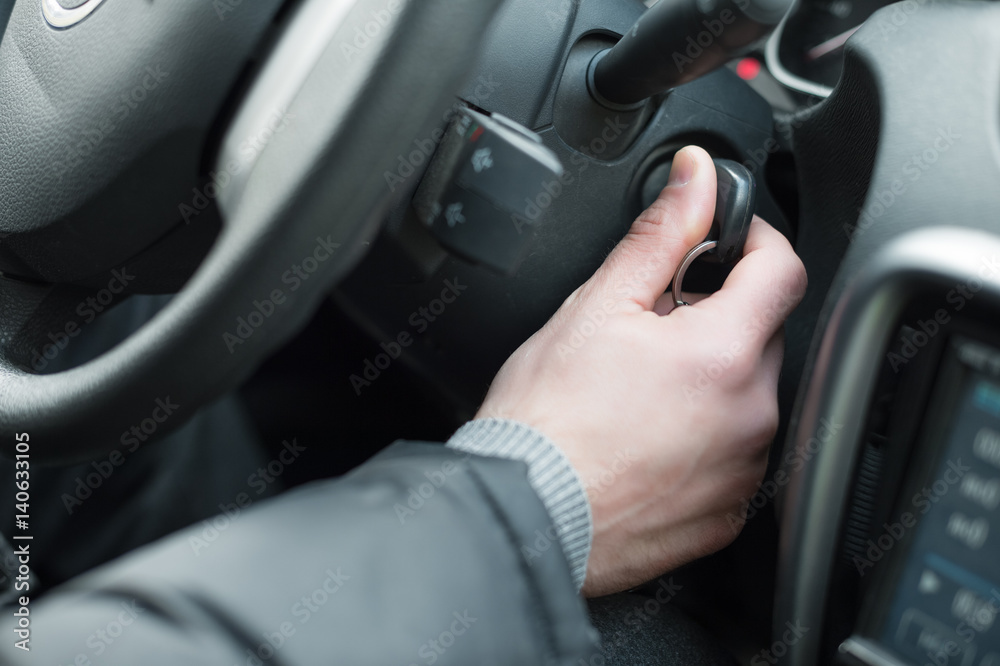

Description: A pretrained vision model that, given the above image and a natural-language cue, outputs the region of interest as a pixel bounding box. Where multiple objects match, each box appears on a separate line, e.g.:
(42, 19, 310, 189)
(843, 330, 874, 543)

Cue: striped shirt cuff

(446, 418, 592, 591)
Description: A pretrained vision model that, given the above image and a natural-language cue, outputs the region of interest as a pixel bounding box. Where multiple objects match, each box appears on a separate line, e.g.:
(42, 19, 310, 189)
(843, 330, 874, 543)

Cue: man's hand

(476, 146, 807, 597)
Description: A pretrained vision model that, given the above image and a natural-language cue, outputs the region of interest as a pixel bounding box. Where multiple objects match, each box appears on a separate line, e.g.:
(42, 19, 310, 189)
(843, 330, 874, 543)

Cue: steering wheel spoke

(0, 0, 504, 460)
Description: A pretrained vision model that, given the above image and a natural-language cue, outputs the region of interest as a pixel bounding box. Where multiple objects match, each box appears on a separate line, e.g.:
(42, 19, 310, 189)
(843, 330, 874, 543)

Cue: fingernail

(667, 148, 695, 187)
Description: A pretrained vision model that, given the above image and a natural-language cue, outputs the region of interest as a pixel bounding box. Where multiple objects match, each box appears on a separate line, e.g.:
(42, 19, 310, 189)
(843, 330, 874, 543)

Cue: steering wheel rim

(0, 0, 504, 462)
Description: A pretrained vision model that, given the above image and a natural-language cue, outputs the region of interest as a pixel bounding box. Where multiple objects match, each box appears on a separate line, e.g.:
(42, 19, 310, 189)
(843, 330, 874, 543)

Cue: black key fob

(702, 159, 756, 264)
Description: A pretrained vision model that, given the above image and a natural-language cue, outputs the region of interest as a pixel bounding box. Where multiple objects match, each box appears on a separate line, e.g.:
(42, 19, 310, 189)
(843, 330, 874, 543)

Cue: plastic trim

(763, 5, 834, 99)
(41, 0, 106, 28)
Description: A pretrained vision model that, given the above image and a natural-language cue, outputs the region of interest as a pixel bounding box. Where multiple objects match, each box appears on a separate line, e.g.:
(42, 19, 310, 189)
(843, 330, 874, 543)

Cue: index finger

(692, 217, 807, 344)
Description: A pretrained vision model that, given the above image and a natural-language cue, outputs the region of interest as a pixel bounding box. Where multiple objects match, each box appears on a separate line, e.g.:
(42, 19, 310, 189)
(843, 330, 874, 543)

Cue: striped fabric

(447, 418, 592, 591)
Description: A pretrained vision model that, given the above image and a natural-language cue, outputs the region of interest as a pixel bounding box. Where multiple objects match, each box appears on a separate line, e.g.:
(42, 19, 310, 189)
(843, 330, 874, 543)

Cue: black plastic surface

(553, 36, 655, 160)
(593, 0, 793, 105)
(710, 159, 756, 264)
(414, 108, 564, 275)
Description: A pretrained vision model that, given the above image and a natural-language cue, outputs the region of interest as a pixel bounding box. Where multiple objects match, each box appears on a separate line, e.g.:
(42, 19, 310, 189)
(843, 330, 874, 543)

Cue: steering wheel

(0, 0, 502, 462)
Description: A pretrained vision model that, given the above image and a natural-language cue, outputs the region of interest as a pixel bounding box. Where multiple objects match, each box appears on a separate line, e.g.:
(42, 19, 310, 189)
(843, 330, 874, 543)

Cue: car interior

(1, 0, 999, 664)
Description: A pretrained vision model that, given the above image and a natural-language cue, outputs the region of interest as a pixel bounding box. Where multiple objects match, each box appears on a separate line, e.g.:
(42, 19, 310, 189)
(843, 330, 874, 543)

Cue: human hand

(475, 146, 807, 597)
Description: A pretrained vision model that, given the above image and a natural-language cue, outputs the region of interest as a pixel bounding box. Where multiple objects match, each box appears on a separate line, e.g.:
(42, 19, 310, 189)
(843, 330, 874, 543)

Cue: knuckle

(783, 253, 808, 300)
(562, 284, 585, 308)
(604, 315, 645, 347)
(745, 391, 780, 451)
(636, 197, 679, 231)
(679, 323, 758, 391)
(630, 203, 689, 248)
(704, 518, 742, 554)
(729, 344, 759, 379)
(763, 244, 808, 303)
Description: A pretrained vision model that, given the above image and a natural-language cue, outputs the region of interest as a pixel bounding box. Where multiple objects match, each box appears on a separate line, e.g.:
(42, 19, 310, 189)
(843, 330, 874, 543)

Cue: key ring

(671, 240, 718, 308)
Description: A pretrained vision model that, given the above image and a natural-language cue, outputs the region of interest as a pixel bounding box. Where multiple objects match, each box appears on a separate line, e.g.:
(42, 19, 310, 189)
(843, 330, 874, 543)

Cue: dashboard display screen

(873, 338, 1000, 666)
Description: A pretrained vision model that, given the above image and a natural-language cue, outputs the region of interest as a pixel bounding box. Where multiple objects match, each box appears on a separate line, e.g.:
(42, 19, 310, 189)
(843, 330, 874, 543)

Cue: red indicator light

(736, 57, 761, 81)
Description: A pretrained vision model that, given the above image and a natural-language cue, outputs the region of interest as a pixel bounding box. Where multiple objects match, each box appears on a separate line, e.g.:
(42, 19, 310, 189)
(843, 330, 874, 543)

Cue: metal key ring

(671, 240, 718, 309)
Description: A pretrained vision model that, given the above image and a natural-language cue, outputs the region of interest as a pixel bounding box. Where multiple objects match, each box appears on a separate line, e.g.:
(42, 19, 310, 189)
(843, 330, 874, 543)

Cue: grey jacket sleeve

(447, 418, 593, 590)
(0, 441, 599, 665)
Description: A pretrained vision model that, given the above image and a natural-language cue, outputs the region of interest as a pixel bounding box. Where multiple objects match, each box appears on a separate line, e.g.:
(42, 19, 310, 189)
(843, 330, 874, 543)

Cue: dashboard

(846, 338, 1000, 666)
(778, 226, 1000, 666)
(765, 0, 1000, 657)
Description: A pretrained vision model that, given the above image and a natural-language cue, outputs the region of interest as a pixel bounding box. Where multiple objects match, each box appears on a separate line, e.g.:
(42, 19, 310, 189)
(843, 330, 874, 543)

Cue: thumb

(587, 146, 717, 311)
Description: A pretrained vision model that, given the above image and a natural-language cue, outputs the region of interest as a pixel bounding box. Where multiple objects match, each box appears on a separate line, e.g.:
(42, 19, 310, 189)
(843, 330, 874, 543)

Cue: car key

(671, 159, 757, 308)
(705, 159, 756, 264)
